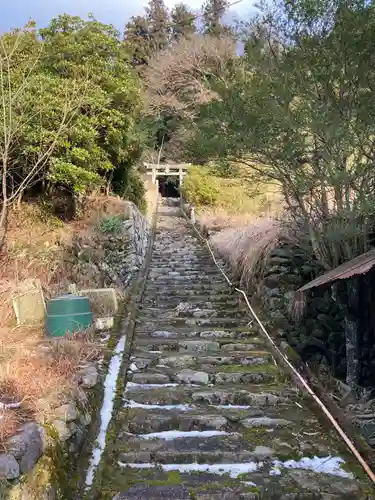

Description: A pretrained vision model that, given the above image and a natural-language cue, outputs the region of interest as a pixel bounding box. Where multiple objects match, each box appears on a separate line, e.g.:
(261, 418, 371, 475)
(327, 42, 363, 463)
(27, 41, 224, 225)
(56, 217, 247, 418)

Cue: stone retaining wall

(121, 203, 151, 288)
(260, 243, 347, 379)
(1, 362, 100, 499)
(0, 201, 155, 499)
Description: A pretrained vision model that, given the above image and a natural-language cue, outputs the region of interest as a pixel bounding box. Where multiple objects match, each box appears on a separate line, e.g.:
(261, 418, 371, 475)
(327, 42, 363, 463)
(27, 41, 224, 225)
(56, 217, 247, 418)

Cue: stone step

(123, 399, 312, 423)
(118, 411, 331, 460)
(147, 272, 226, 279)
(149, 258, 219, 265)
(151, 251, 212, 258)
(148, 268, 223, 275)
(114, 483, 257, 500)
(145, 283, 228, 291)
(137, 307, 245, 319)
(136, 318, 249, 330)
(120, 406, 303, 434)
(123, 385, 290, 407)
(143, 289, 230, 298)
(129, 351, 271, 372)
(127, 367, 278, 386)
(142, 297, 241, 307)
(133, 329, 259, 341)
(114, 468, 364, 499)
(132, 338, 265, 354)
(149, 262, 227, 270)
(122, 409, 230, 434)
(141, 299, 239, 310)
(116, 432, 276, 464)
(130, 351, 270, 368)
(145, 282, 227, 290)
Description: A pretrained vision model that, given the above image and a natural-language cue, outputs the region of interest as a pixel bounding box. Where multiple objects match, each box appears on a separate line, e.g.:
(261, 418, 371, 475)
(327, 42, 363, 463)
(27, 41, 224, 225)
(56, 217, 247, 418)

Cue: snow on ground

(125, 382, 180, 391)
(138, 430, 235, 440)
(124, 400, 194, 411)
(85, 335, 126, 488)
(118, 455, 353, 479)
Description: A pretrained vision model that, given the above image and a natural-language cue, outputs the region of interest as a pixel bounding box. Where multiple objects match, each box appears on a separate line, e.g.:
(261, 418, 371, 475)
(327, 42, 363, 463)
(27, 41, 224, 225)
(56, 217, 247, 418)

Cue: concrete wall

(143, 174, 159, 224)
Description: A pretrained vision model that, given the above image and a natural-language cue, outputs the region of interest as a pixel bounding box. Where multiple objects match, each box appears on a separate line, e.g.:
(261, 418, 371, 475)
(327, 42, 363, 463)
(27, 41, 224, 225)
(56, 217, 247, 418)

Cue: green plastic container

(45, 294, 93, 337)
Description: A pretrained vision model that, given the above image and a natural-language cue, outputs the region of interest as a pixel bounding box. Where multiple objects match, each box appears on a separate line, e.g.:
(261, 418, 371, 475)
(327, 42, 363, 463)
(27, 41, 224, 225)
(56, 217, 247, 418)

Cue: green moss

(218, 363, 278, 374)
(145, 471, 182, 486)
(245, 485, 261, 495)
(242, 426, 270, 447)
(283, 343, 302, 364)
(7, 458, 54, 500)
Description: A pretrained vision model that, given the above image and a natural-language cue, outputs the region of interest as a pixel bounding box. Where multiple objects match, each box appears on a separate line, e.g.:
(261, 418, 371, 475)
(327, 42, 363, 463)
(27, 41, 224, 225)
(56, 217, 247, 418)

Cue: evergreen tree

(124, 0, 170, 67)
(171, 3, 196, 41)
(124, 15, 151, 67)
(202, 0, 230, 36)
(146, 0, 170, 52)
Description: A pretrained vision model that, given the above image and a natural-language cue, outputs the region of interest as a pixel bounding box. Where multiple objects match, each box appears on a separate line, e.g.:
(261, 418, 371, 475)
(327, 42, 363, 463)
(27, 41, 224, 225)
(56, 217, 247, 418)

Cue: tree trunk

(106, 171, 113, 196)
(16, 190, 24, 208)
(0, 201, 8, 251)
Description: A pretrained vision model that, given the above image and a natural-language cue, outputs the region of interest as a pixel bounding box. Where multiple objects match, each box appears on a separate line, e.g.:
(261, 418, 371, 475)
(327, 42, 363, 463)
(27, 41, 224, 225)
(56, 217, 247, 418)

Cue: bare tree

(144, 34, 236, 119)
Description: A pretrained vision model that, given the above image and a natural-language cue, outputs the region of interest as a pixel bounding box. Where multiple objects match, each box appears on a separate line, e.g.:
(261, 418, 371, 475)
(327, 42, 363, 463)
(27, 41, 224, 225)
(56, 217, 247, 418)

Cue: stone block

(12, 279, 45, 326)
(7, 423, 44, 473)
(0, 454, 20, 479)
(53, 403, 78, 423)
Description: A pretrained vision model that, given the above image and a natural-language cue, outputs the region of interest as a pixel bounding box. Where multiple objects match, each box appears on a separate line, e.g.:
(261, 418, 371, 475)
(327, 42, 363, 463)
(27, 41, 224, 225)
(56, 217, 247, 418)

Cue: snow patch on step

(124, 400, 194, 411)
(138, 430, 234, 440)
(118, 455, 353, 479)
(151, 331, 177, 338)
(118, 462, 259, 477)
(125, 382, 180, 391)
(129, 363, 138, 372)
(212, 404, 251, 409)
(271, 456, 353, 479)
(85, 334, 126, 489)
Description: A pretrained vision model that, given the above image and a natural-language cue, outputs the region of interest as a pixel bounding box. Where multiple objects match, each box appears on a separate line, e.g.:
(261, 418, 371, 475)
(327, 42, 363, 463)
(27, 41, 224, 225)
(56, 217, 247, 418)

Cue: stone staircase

(94, 203, 371, 499)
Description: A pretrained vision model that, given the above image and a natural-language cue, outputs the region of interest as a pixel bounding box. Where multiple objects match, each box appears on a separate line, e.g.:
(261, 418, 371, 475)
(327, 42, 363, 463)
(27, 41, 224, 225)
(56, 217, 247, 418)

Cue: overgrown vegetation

(2, 0, 375, 455)
(0, 16, 146, 246)
(0, 0, 234, 454)
(177, 0, 375, 391)
(0, 196, 131, 450)
(182, 165, 282, 228)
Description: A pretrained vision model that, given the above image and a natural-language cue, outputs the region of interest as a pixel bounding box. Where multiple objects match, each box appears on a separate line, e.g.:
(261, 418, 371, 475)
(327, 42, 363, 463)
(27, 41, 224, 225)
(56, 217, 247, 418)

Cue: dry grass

(198, 208, 264, 232)
(0, 327, 103, 450)
(210, 218, 288, 289)
(0, 195, 126, 449)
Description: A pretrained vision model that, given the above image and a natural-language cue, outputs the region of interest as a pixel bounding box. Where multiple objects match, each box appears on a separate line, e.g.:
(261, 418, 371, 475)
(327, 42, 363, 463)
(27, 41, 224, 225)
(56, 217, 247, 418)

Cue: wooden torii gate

(143, 162, 191, 186)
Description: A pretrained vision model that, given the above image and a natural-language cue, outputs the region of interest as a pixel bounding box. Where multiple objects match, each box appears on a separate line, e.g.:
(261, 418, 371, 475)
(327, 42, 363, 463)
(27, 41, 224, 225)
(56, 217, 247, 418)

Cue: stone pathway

(92, 203, 372, 499)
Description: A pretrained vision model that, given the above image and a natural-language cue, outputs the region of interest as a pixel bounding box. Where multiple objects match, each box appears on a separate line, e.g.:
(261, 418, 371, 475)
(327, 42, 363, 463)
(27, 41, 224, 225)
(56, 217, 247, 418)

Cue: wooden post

(190, 205, 196, 224)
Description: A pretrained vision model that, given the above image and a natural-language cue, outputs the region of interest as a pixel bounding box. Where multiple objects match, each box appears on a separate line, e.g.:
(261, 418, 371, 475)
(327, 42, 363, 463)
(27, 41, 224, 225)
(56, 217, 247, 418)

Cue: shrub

(182, 166, 220, 206)
(97, 215, 125, 234)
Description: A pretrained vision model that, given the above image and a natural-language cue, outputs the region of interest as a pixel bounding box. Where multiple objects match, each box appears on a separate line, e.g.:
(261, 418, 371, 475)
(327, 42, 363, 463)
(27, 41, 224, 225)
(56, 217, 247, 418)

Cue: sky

(0, 0, 256, 33)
